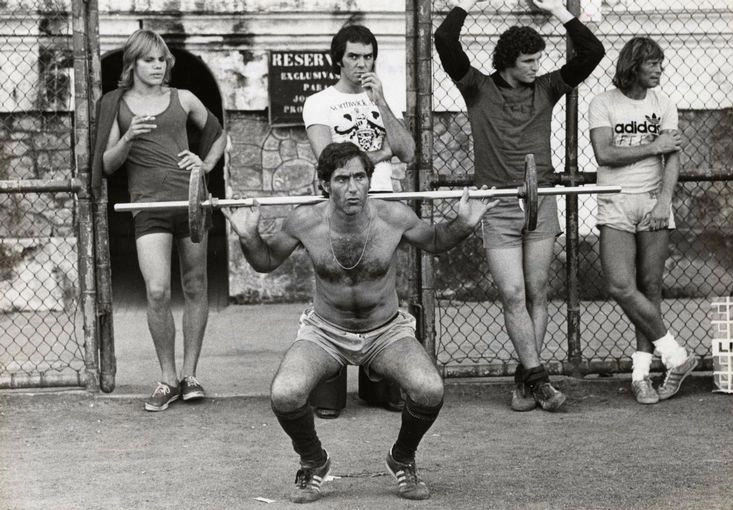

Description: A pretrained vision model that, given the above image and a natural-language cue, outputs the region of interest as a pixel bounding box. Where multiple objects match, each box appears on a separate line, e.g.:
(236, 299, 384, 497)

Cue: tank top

(117, 88, 190, 203)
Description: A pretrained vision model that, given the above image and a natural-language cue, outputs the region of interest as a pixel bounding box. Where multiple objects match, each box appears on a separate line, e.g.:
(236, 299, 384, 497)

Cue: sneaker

(144, 382, 179, 412)
(180, 375, 205, 401)
(529, 381, 567, 411)
(385, 449, 430, 500)
(511, 382, 537, 412)
(631, 377, 659, 404)
(290, 455, 331, 504)
(657, 352, 697, 401)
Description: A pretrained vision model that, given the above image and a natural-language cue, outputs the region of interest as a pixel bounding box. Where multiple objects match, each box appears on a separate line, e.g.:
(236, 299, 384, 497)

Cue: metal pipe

(0, 179, 82, 193)
(113, 186, 623, 212)
(564, 0, 583, 378)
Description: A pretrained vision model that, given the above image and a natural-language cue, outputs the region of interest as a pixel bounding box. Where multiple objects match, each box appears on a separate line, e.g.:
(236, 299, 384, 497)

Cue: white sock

(631, 351, 653, 382)
(652, 332, 687, 368)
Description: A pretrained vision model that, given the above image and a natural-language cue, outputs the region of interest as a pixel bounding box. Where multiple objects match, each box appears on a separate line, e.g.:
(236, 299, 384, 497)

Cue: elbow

(399, 142, 416, 165)
(594, 153, 612, 167)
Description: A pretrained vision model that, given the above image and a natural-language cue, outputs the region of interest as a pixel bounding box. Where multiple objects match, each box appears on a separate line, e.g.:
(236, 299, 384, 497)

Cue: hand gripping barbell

(114, 154, 622, 243)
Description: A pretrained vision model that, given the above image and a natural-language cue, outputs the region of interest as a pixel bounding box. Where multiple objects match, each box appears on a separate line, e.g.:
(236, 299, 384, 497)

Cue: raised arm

(102, 112, 157, 175)
(433, 1, 474, 82)
(222, 204, 300, 273)
(402, 188, 496, 253)
(531, 0, 607, 87)
(361, 72, 415, 164)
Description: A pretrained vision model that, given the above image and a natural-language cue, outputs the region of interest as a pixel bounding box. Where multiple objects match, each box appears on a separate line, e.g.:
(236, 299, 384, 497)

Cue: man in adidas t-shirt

(302, 24, 415, 418)
(589, 36, 697, 405)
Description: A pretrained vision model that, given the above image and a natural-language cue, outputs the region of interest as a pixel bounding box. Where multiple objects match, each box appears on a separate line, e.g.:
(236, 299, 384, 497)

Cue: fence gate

(408, 0, 733, 377)
(0, 0, 106, 390)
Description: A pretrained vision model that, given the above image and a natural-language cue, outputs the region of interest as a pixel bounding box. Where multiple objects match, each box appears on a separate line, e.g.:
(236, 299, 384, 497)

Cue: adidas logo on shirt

(614, 113, 661, 134)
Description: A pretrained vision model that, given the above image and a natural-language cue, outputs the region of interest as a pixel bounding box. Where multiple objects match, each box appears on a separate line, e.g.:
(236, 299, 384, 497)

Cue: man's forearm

(375, 98, 415, 163)
(559, 18, 605, 87)
(237, 233, 276, 273)
(202, 132, 227, 173)
(429, 216, 475, 253)
(658, 152, 680, 205)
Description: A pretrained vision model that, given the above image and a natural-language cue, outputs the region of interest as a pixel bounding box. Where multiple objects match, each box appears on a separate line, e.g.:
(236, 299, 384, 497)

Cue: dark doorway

(101, 48, 228, 310)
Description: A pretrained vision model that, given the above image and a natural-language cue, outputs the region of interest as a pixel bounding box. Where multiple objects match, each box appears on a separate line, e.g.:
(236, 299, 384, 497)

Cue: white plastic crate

(711, 297, 733, 394)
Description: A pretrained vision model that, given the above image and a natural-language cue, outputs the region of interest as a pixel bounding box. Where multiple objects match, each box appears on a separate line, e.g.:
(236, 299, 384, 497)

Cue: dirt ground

(1, 376, 731, 510)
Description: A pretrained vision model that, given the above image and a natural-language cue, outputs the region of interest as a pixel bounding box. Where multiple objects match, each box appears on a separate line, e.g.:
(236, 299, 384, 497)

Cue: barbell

(114, 154, 622, 243)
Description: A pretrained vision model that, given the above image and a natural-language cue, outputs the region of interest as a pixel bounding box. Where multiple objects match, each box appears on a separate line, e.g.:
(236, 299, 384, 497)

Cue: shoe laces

(294, 467, 322, 490)
(184, 376, 201, 387)
(393, 458, 420, 485)
(151, 382, 170, 397)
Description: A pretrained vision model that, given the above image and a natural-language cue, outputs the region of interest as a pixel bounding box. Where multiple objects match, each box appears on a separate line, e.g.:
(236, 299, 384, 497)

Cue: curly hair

(330, 24, 378, 75)
(118, 30, 175, 89)
(317, 142, 374, 197)
(492, 26, 546, 72)
(612, 37, 664, 93)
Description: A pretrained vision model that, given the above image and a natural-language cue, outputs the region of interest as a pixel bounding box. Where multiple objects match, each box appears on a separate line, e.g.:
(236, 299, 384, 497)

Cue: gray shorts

(596, 192, 676, 233)
(294, 308, 417, 381)
(481, 195, 562, 249)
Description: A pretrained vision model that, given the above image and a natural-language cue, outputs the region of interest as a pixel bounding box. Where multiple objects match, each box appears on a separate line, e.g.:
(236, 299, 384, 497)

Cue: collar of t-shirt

(491, 71, 532, 89)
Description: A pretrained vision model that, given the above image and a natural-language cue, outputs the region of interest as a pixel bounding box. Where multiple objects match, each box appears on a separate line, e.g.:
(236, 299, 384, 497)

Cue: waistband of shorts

(311, 309, 401, 335)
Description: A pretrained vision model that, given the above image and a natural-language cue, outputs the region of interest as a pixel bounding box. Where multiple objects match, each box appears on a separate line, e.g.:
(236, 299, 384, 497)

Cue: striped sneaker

(385, 449, 430, 500)
(658, 352, 698, 401)
(290, 455, 330, 503)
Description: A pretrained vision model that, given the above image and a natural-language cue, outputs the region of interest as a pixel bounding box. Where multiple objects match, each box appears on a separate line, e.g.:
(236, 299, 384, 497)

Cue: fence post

(72, 0, 100, 391)
(564, 0, 583, 377)
(85, 0, 116, 393)
(414, 0, 437, 362)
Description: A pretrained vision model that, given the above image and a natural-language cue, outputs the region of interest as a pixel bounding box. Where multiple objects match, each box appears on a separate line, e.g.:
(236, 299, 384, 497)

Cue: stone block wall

(0, 112, 78, 312)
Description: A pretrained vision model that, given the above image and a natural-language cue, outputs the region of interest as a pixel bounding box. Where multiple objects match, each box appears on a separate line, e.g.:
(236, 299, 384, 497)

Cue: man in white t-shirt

(302, 24, 415, 419)
(302, 25, 414, 192)
(588, 36, 697, 405)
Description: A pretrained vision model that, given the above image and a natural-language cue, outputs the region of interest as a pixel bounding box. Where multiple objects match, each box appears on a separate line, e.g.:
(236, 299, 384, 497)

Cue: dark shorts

(481, 195, 562, 249)
(133, 209, 190, 240)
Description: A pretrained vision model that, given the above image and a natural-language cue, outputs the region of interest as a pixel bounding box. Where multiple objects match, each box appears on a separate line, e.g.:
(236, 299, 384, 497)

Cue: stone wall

(0, 112, 78, 312)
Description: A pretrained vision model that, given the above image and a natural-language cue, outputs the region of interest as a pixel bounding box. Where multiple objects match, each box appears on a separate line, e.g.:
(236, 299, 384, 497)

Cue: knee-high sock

(392, 395, 444, 464)
(272, 402, 326, 467)
(523, 364, 549, 387)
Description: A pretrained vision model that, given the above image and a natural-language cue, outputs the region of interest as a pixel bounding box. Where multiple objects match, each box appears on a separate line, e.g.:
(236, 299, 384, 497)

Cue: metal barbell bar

(113, 154, 622, 243)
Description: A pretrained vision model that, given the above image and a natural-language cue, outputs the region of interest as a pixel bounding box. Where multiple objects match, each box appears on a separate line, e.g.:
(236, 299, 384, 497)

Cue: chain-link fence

(0, 0, 97, 388)
(427, 0, 732, 376)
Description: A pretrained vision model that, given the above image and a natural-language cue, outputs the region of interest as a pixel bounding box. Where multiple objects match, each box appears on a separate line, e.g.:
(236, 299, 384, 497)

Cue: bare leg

(136, 233, 176, 386)
(485, 247, 541, 369)
(600, 227, 667, 342)
(522, 237, 556, 354)
(177, 233, 209, 378)
(634, 230, 670, 353)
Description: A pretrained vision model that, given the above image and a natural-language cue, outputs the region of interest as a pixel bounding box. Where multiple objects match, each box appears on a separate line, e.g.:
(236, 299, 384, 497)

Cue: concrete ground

(1, 304, 732, 509)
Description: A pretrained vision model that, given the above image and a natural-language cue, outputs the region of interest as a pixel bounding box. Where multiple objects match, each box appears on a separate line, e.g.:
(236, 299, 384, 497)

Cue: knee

(525, 284, 548, 309)
(270, 374, 309, 412)
(637, 277, 662, 300)
(606, 280, 635, 302)
(181, 271, 207, 299)
(404, 372, 444, 407)
(146, 284, 170, 308)
(500, 286, 527, 312)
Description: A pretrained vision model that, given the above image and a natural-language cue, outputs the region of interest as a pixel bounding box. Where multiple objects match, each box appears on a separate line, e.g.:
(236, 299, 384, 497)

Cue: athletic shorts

(596, 192, 676, 233)
(294, 308, 417, 381)
(133, 209, 190, 240)
(481, 195, 562, 249)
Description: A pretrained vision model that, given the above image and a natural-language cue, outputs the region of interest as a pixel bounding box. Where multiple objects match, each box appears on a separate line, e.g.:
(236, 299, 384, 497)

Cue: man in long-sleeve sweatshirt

(434, 0, 604, 412)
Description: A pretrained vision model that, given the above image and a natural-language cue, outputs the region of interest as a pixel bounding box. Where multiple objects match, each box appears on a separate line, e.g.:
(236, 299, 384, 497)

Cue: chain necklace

(327, 204, 373, 271)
